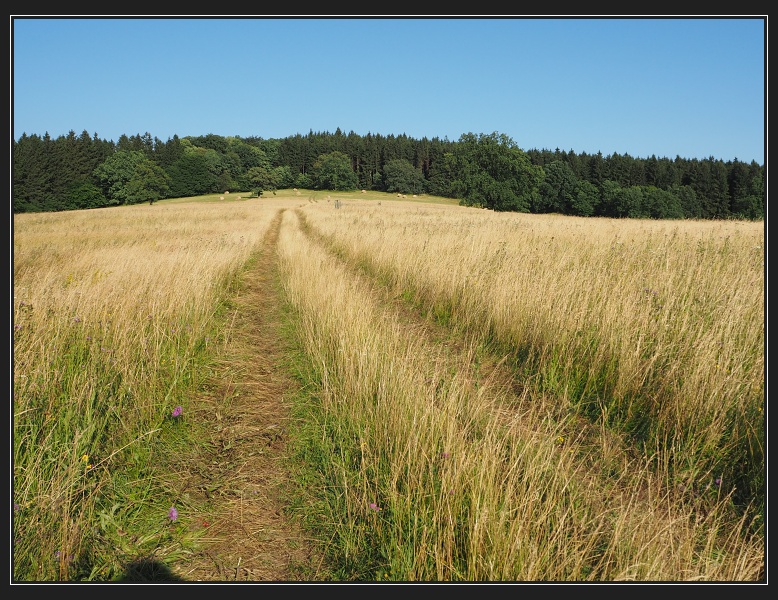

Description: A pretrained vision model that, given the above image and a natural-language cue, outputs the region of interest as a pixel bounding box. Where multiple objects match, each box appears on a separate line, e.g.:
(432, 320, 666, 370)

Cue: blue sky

(12, 16, 766, 164)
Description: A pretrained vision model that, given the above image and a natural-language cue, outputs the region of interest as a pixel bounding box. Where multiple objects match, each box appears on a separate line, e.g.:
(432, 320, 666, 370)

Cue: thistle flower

(168, 506, 178, 522)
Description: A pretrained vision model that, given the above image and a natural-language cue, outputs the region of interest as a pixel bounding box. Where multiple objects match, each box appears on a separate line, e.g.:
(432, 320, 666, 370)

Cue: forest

(12, 128, 765, 220)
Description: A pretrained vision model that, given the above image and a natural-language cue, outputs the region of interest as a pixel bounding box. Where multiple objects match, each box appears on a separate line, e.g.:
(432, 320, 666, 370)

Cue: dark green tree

(277, 133, 308, 178)
(13, 133, 54, 212)
(225, 137, 272, 191)
(537, 160, 578, 213)
(571, 180, 600, 217)
(226, 137, 265, 170)
(708, 159, 731, 218)
(598, 179, 623, 217)
(730, 163, 764, 219)
(247, 164, 279, 197)
(641, 186, 684, 219)
(586, 152, 606, 189)
(604, 152, 632, 188)
(344, 131, 366, 187)
(116, 132, 154, 155)
(165, 142, 226, 197)
(442, 132, 542, 212)
(686, 159, 730, 219)
(656, 156, 680, 189)
(644, 155, 660, 187)
(383, 159, 426, 195)
(188, 133, 229, 154)
(93, 150, 170, 206)
(66, 181, 106, 209)
(617, 186, 644, 218)
(244, 136, 280, 168)
(629, 159, 646, 187)
(671, 184, 702, 219)
(360, 132, 382, 190)
(123, 161, 172, 205)
(294, 172, 313, 189)
(14, 130, 114, 212)
(151, 135, 184, 170)
(273, 165, 295, 189)
(93, 150, 148, 205)
(312, 151, 358, 191)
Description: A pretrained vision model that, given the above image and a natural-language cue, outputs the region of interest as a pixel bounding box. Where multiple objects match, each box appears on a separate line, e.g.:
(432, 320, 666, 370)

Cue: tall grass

(13, 192, 764, 581)
(298, 202, 764, 528)
(279, 204, 764, 580)
(13, 198, 279, 580)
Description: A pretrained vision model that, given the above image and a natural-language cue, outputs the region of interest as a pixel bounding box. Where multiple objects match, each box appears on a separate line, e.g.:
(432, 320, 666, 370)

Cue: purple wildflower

(369, 503, 381, 512)
(172, 406, 183, 418)
(168, 506, 178, 522)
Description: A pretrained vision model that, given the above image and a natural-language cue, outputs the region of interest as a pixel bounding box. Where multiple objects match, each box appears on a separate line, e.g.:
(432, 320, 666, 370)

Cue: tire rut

(292, 207, 663, 528)
(171, 208, 326, 582)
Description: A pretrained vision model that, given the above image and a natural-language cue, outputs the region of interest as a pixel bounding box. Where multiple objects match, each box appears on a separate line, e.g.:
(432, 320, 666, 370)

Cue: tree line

(12, 128, 764, 220)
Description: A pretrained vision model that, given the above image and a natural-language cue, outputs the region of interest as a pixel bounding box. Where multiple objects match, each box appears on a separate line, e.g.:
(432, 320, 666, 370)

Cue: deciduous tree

(383, 159, 426, 195)
(312, 151, 358, 191)
(443, 132, 543, 212)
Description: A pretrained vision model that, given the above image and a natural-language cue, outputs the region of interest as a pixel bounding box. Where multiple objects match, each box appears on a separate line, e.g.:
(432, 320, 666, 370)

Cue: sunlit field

(12, 190, 764, 581)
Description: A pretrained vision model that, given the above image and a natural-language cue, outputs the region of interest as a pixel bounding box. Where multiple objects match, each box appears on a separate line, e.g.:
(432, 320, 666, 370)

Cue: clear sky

(11, 16, 766, 164)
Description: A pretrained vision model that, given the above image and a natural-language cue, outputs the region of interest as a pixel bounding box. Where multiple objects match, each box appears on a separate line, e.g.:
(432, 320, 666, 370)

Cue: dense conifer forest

(12, 128, 764, 220)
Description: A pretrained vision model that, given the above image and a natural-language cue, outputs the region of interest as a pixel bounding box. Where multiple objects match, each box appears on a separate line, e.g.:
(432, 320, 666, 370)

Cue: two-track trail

(170, 207, 326, 582)
(166, 199, 673, 582)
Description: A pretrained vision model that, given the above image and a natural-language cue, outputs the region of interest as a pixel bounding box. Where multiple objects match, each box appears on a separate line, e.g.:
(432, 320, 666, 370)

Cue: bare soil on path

(170, 208, 327, 582)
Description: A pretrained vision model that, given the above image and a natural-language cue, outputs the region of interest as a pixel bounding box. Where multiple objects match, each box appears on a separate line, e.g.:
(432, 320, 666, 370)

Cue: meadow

(12, 189, 765, 581)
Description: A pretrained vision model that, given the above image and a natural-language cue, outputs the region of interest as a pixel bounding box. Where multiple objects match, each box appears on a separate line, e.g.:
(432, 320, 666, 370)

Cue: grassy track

(12, 190, 764, 582)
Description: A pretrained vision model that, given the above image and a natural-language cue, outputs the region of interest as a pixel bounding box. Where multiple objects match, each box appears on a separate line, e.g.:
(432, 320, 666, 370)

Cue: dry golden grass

(13, 192, 764, 581)
(13, 197, 306, 580)
(279, 202, 764, 580)
(299, 202, 764, 494)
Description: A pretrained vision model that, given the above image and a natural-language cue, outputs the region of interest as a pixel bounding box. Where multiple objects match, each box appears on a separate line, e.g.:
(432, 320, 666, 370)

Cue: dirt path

(166, 201, 638, 583)
(171, 208, 326, 582)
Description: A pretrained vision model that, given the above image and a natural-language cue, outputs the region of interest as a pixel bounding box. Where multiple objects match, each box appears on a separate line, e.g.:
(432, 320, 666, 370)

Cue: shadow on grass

(117, 559, 186, 582)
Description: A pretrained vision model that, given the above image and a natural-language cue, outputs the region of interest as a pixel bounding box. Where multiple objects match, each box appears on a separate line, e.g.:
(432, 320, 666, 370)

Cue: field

(12, 189, 765, 582)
